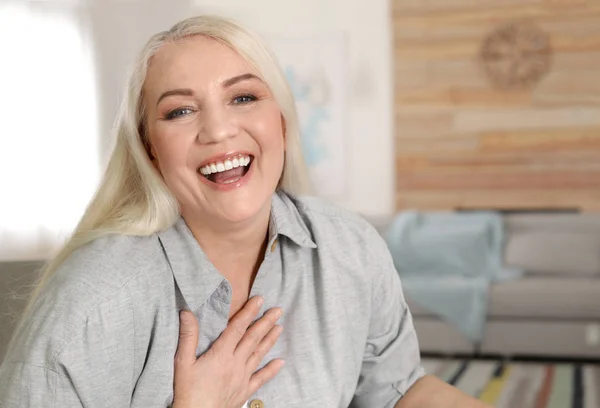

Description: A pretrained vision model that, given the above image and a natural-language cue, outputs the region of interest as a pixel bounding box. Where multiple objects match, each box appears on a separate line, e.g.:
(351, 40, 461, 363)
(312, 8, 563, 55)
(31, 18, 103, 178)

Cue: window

(0, 2, 99, 260)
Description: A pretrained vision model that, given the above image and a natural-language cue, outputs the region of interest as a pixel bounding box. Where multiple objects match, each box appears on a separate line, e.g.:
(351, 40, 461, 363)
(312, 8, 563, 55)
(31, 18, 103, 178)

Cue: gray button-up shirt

(0, 191, 424, 407)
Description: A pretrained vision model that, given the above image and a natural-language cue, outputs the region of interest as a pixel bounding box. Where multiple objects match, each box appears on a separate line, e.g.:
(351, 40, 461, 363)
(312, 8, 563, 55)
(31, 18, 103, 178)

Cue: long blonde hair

(18, 15, 309, 326)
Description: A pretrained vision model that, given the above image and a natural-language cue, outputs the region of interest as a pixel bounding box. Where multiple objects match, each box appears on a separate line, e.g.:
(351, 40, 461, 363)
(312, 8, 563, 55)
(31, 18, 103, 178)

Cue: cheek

(253, 113, 286, 152)
(150, 131, 193, 174)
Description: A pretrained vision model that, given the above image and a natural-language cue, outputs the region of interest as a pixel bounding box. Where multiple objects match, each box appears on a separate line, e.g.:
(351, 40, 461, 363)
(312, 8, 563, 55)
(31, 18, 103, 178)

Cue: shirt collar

(269, 190, 317, 249)
(157, 190, 316, 310)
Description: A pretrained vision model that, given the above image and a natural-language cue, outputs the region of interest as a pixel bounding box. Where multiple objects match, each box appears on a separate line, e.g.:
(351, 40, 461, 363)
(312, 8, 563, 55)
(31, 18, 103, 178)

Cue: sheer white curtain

(0, 2, 100, 260)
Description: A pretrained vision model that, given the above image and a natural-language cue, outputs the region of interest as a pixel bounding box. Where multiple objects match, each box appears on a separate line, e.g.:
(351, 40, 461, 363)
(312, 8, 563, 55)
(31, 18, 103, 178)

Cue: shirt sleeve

(0, 280, 136, 407)
(350, 227, 426, 408)
(0, 362, 83, 407)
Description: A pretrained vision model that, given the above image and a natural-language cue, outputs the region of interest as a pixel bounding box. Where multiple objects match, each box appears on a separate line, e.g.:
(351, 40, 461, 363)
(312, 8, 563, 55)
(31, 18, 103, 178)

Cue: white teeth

(199, 154, 252, 176)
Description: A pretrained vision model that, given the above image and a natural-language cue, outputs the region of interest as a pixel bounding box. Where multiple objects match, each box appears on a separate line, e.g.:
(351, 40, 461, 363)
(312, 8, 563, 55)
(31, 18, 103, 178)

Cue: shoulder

(292, 194, 383, 251)
(9, 233, 167, 365)
(286, 195, 400, 323)
(288, 194, 392, 281)
(50, 232, 166, 305)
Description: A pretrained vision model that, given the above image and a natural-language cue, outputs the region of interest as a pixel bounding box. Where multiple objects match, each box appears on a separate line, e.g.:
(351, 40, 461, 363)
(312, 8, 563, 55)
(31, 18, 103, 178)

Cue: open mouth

(197, 154, 253, 185)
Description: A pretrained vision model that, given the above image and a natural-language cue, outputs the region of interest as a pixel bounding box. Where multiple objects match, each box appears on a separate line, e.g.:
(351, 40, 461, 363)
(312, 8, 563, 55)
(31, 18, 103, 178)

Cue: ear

(144, 137, 160, 171)
(149, 144, 157, 161)
(140, 121, 157, 163)
(281, 114, 287, 151)
(149, 145, 160, 170)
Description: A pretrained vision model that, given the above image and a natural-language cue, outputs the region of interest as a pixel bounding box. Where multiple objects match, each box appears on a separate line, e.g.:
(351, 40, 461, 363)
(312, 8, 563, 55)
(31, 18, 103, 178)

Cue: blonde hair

(16, 15, 309, 332)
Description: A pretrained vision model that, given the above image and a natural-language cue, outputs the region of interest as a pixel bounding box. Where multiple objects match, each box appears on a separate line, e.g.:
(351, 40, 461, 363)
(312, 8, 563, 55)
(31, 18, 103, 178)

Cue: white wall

(194, 0, 396, 217)
(0, 0, 394, 259)
(94, 0, 395, 217)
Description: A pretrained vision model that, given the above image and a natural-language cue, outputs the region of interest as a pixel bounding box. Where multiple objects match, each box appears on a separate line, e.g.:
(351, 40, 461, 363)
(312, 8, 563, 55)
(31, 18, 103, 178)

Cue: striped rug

(423, 357, 600, 407)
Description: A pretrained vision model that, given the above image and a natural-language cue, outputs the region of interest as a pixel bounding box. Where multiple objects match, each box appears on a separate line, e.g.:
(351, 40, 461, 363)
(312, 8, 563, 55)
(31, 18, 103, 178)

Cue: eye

(166, 107, 194, 120)
(232, 94, 257, 105)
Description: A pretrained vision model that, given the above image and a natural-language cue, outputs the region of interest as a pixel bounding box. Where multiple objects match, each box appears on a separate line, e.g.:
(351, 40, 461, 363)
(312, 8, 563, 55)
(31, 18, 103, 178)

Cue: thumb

(175, 310, 199, 366)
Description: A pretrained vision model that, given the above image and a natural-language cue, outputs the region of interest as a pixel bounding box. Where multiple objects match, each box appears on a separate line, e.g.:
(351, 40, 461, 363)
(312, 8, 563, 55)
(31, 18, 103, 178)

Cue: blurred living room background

(1, 0, 599, 406)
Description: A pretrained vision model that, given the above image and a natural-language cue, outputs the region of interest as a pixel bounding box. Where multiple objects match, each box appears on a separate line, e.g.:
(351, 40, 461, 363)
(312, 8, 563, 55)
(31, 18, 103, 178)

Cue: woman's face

(143, 35, 285, 226)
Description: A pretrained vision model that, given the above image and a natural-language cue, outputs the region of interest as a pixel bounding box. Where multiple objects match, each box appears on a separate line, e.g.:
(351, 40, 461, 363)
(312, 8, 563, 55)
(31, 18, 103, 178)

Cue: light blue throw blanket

(384, 211, 522, 343)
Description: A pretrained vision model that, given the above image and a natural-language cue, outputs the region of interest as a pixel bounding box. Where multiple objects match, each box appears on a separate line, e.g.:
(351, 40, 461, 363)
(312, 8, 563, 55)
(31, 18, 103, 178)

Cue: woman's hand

(172, 296, 284, 408)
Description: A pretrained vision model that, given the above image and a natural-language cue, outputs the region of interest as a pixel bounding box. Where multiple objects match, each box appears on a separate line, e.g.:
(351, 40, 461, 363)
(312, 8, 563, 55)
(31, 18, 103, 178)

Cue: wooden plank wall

(392, 0, 600, 211)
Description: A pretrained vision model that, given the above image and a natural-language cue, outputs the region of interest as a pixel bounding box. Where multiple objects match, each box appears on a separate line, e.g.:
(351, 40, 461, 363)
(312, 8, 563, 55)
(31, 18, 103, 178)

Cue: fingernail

(257, 297, 264, 307)
(275, 308, 283, 319)
(179, 310, 189, 324)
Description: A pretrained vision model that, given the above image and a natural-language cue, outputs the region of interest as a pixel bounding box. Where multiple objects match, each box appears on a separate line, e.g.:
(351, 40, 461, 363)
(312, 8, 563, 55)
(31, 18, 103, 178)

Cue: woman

(0, 15, 489, 408)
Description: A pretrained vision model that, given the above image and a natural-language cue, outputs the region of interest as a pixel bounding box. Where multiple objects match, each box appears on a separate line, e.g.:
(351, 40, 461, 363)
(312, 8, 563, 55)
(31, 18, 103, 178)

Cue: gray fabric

(488, 276, 600, 319)
(0, 191, 424, 408)
(411, 319, 476, 354)
(0, 261, 43, 363)
(504, 231, 600, 276)
(504, 213, 600, 234)
(482, 320, 600, 358)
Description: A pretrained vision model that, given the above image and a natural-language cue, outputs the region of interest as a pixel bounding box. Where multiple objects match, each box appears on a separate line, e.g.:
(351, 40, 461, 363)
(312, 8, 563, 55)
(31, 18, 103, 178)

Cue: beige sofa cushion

(504, 213, 600, 233)
(406, 297, 435, 317)
(482, 321, 600, 358)
(488, 276, 600, 319)
(505, 232, 600, 276)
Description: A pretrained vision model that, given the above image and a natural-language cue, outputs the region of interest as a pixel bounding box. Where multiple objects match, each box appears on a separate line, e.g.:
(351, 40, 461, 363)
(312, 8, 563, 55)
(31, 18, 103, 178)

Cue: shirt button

(249, 399, 264, 408)
(270, 239, 278, 252)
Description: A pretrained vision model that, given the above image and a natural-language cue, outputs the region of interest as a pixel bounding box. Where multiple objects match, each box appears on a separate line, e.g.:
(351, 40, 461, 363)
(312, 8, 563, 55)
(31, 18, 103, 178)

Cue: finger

(247, 359, 285, 395)
(220, 296, 263, 349)
(235, 307, 282, 358)
(174, 310, 199, 367)
(246, 324, 283, 372)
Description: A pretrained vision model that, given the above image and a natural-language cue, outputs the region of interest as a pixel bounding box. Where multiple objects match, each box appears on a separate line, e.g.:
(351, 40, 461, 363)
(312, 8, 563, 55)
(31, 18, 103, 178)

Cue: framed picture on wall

(267, 33, 348, 199)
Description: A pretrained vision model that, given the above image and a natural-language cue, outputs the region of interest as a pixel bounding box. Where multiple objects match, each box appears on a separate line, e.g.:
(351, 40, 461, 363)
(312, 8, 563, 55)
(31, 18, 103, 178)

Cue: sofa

(369, 212, 600, 359)
(2, 213, 600, 363)
(0, 260, 42, 363)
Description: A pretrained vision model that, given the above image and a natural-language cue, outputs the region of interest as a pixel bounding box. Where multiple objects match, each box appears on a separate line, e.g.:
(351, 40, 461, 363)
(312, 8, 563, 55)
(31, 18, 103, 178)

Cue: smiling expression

(143, 35, 286, 226)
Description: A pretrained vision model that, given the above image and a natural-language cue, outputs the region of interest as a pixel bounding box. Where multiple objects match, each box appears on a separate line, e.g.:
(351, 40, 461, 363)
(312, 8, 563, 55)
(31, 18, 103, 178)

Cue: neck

(181, 202, 272, 281)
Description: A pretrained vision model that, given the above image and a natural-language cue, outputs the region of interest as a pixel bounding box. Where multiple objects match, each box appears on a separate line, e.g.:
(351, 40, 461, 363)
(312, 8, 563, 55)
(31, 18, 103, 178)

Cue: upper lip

(198, 151, 254, 168)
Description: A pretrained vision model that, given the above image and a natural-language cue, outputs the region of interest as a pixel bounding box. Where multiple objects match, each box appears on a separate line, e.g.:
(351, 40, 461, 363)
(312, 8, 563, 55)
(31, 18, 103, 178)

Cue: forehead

(145, 35, 256, 95)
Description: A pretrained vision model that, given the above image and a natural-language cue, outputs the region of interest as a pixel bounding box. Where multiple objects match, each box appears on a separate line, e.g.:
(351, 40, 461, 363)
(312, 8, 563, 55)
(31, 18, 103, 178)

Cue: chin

(214, 196, 271, 225)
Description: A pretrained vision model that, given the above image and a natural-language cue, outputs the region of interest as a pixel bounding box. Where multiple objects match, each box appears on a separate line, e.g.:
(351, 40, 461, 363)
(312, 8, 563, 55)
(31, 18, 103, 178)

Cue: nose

(196, 107, 237, 144)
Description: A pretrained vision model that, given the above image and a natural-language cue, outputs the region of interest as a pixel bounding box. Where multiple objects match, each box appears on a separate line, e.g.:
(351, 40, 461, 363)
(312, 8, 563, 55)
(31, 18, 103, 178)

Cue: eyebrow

(222, 73, 262, 88)
(155, 73, 262, 107)
(156, 88, 194, 107)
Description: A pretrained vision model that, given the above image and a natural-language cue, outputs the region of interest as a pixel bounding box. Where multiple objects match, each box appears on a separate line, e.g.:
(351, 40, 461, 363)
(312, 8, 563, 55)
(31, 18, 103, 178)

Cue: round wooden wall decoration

(479, 21, 552, 90)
